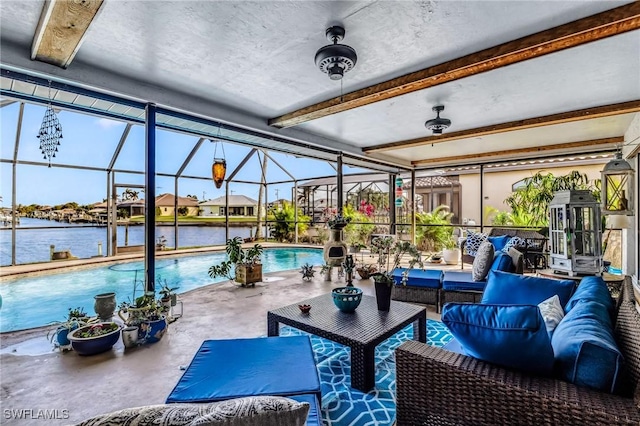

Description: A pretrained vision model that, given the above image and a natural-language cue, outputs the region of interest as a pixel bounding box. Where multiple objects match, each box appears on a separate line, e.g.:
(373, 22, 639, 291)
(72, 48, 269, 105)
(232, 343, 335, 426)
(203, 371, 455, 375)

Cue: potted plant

(118, 294, 168, 344)
(47, 307, 89, 349)
(442, 236, 460, 265)
(355, 263, 377, 280)
(370, 236, 423, 311)
(208, 237, 264, 286)
(320, 264, 332, 281)
(299, 263, 316, 281)
(67, 322, 121, 355)
(159, 283, 179, 307)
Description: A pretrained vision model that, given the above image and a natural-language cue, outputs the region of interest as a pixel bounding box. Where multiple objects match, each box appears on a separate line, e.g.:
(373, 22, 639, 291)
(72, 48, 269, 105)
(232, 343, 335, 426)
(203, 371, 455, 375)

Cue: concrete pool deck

(0, 252, 446, 425)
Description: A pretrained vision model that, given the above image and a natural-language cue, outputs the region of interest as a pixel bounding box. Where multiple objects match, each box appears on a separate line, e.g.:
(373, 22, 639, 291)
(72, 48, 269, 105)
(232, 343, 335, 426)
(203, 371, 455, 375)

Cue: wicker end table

(267, 293, 427, 392)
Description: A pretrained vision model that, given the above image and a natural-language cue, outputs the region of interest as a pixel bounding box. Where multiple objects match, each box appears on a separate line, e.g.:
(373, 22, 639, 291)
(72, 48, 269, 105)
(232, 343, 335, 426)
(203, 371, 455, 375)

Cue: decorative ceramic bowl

(67, 322, 121, 356)
(298, 304, 311, 314)
(332, 287, 363, 313)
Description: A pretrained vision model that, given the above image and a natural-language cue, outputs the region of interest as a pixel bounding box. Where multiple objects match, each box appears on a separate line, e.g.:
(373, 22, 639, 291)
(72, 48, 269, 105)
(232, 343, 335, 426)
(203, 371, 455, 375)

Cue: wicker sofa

(395, 276, 640, 425)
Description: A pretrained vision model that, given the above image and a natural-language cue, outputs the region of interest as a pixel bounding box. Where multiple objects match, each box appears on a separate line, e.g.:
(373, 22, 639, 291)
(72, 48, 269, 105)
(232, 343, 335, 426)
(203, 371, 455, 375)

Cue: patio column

(389, 174, 397, 235)
(337, 154, 344, 214)
(144, 103, 157, 294)
(480, 164, 484, 233)
(411, 169, 416, 244)
(294, 181, 298, 243)
(174, 177, 179, 250)
(225, 181, 230, 241)
(11, 102, 24, 266)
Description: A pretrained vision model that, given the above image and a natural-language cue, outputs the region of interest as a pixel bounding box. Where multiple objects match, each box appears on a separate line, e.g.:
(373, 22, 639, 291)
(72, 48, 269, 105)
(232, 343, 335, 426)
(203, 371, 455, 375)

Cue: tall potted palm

(208, 237, 264, 286)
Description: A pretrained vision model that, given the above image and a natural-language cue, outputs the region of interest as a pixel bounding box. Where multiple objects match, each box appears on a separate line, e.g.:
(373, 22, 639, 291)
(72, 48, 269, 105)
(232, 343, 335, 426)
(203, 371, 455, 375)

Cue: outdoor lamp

(211, 158, 226, 189)
(601, 152, 634, 216)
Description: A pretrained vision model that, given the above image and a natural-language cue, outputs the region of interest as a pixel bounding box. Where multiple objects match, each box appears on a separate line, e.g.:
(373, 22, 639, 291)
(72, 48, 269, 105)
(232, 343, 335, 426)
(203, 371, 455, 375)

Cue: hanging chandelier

(601, 150, 634, 216)
(37, 81, 63, 167)
(211, 138, 226, 189)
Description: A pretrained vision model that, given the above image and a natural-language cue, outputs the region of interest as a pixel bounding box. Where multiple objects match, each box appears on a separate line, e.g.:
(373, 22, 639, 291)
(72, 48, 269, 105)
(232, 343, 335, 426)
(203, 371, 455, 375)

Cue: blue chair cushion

(565, 276, 614, 315)
(392, 268, 443, 289)
(166, 336, 321, 403)
(442, 303, 555, 375)
(442, 271, 486, 291)
(481, 270, 576, 306)
(490, 251, 514, 273)
(551, 300, 623, 393)
(488, 235, 511, 252)
(288, 394, 322, 426)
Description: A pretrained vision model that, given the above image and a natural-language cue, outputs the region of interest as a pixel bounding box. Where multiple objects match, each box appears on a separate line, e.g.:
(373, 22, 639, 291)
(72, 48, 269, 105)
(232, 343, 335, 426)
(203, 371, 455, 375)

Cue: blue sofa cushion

(288, 394, 321, 426)
(481, 270, 576, 306)
(166, 336, 321, 403)
(491, 251, 514, 273)
(392, 268, 443, 289)
(565, 276, 614, 315)
(551, 300, 623, 393)
(488, 235, 511, 252)
(442, 303, 555, 375)
(442, 271, 486, 291)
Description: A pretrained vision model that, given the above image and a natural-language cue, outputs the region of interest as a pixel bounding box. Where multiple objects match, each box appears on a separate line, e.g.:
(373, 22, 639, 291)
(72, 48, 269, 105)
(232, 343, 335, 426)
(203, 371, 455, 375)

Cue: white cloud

(96, 118, 121, 129)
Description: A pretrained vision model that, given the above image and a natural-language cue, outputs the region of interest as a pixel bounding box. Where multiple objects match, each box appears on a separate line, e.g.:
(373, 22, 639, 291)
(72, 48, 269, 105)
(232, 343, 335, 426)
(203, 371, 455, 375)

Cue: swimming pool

(0, 248, 324, 333)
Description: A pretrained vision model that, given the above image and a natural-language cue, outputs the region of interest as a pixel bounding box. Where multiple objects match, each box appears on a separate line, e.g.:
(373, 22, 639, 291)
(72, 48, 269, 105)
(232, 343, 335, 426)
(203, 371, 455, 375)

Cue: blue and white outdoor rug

(280, 320, 452, 426)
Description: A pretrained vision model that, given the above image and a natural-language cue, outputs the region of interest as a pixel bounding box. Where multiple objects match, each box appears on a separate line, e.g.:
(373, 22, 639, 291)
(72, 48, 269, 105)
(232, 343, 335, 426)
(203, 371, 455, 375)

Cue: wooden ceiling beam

(31, 0, 105, 69)
(269, 3, 640, 129)
(411, 136, 623, 166)
(364, 100, 640, 153)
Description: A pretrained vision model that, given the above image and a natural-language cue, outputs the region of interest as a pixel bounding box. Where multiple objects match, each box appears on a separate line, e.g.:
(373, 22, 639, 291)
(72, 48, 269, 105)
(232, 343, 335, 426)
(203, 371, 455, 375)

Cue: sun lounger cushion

(392, 268, 443, 289)
(442, 271, 486, 291)
(551, 299, 623, 393)
(166, 336, 321, 403)
(481, 270, 576, 306)
(442, 303, 555, 375)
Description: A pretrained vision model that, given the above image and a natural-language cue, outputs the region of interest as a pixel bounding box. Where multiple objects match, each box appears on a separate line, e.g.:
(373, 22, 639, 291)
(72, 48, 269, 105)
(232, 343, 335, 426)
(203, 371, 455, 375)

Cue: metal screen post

(145, 103, 157, 293)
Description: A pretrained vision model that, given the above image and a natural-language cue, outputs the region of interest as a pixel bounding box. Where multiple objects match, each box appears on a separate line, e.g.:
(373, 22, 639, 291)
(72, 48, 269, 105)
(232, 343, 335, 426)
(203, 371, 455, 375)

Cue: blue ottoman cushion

(166, 336, 321, 403)
(481, 270, 576, 306)
(551, 300, 623, 393)
(442, 303, 555, 375)
(288, 394, 322, 426)
(392, 268, 443, 289)
(442, 271, 486, 291)
(565, 276, 614, 315)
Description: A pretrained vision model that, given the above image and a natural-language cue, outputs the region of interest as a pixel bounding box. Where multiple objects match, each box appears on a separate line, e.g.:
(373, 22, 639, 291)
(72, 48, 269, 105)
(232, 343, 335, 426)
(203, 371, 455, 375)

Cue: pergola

(1, 1, 638, 284)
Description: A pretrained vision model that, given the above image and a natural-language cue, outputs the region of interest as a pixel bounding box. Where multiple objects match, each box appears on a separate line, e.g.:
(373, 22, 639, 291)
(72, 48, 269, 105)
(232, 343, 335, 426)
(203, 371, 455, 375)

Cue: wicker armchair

(395, 276, 640, 425)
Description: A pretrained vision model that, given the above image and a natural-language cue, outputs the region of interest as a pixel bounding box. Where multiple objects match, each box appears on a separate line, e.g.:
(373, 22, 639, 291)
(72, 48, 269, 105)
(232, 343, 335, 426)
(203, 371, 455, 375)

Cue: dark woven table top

(268, 293, 426, 346)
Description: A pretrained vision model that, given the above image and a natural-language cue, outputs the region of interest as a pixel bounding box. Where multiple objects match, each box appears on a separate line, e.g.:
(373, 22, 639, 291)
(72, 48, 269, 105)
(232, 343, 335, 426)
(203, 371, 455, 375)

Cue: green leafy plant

(299, 263, 316, 281)
(415, 206, 454, 251)
(343, 206, 375, 248)
(75, 322, 119, 338)
(268, 201, 310, 242)
(370, 236, 423, 286)
(208, 237, 263, 281)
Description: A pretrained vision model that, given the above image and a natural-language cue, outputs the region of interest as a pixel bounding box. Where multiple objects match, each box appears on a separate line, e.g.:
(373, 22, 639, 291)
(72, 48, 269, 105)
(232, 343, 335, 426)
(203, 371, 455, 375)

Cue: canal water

(0, 218, 254, 266)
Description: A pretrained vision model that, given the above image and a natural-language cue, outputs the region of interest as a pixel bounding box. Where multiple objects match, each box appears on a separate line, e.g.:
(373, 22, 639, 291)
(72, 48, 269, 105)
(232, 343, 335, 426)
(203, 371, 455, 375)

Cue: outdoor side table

(267, 293, 427, 392)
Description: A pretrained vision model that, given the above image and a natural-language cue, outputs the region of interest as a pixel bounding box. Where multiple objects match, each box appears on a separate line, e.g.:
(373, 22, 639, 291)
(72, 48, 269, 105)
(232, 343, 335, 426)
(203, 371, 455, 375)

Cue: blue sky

(1, 102, 358, 207)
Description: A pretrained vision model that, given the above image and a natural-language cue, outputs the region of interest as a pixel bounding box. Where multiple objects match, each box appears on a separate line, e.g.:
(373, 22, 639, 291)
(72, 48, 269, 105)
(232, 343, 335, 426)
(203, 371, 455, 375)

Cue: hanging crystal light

(37, 80, 63, 168)
(601, 150, 634, 216)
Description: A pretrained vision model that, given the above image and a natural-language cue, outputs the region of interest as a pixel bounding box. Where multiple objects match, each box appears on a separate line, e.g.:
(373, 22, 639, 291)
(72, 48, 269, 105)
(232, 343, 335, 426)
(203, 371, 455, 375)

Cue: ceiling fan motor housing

(315, 26, 358, 80)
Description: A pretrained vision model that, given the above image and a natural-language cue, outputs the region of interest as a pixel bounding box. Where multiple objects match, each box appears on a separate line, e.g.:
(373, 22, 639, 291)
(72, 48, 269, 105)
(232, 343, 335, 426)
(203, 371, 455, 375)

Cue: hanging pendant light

(211, 137, 227, 189)
(601, 150, 634, 216)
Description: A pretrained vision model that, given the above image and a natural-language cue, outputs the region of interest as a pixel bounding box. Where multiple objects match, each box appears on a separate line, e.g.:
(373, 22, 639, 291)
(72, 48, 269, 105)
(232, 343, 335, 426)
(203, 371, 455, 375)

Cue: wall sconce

(211, 139, 226, 189)
(601, 151, 634, 216)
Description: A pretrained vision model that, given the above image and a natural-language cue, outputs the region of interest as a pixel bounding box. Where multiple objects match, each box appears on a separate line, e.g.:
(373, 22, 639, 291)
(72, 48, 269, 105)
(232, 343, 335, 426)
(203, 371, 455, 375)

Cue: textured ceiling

(0, 0, 638, 168)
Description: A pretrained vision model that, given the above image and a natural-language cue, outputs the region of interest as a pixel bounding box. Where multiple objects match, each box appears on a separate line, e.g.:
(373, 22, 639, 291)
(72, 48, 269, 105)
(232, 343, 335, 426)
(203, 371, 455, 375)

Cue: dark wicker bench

(395, 276, 640, 425)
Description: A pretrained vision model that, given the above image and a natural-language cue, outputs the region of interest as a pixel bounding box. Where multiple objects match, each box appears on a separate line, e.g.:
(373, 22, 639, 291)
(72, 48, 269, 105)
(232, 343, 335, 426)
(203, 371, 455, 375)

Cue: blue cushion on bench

(442, 271, 486, 291)
(481, 270, 576, 306)
(490, 251, 513, 272)
(488, 235, 511, 252)
(442, 303, 555, 375)
(166, 336, 321, 403)
(565, 276, 614, 315)
(392, 268, 443, 289)
(288, 394, 322, 426)
(551, 300, 623, 393)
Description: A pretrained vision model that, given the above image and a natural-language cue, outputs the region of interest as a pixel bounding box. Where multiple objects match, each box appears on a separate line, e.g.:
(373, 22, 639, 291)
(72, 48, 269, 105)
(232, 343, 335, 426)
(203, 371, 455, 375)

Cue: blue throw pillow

(441, 303, 555, 375)
(565, 276, 614, 315)
(551, 300, 623, 393)
(487, 235, 510, 252)
(490, 251, 513, 273)
(465, 230, 487, 256)
(481, 270, 576, 306)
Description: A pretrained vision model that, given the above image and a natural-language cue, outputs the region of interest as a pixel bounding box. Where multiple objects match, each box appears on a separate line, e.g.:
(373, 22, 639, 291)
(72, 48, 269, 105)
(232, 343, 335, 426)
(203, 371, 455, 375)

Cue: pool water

(0, 248, 324, 332)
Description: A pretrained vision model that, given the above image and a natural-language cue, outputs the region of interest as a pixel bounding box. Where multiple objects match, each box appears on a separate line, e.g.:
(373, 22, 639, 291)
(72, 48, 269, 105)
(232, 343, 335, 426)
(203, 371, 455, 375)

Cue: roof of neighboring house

(200, 195, 258, 207)
(118, 200, 145, 208)
(405, 176, 461, 189)
(155, 193, 199, 207)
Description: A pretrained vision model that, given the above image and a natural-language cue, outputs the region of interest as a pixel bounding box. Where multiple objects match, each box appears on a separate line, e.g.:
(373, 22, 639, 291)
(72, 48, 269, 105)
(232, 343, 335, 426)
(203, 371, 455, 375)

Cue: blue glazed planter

(56, 327, 72, 346)
(68, 322, 121, 356)
(141, 317, 167, 343)
(332, 287, 363, 313)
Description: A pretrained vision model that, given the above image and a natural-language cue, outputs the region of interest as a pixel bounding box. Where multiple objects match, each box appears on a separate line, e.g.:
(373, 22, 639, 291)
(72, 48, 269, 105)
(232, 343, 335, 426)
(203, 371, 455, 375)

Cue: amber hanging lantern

(210, 137, 227, 189)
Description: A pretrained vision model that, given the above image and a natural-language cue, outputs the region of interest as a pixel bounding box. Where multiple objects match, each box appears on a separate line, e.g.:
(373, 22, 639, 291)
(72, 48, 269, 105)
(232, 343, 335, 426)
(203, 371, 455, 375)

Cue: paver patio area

(0, 265, 439, 425)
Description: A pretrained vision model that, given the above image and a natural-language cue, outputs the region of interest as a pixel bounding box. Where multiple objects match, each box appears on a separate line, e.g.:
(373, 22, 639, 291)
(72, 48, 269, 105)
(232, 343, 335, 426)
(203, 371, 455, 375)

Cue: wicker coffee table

(267, 293, 427, 392)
